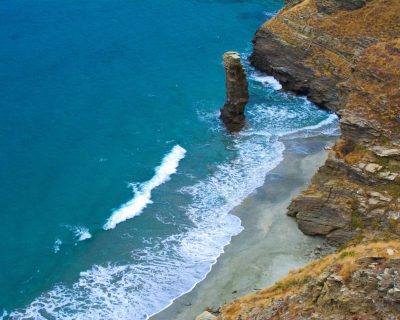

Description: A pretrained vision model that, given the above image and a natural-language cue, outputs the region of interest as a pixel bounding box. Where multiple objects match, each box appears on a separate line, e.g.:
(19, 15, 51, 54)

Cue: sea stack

(220, 51, 249, 132)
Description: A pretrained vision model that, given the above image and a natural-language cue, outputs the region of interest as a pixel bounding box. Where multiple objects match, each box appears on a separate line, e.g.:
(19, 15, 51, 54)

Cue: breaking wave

(250, 71, 282, 90)
(103, 145, 186, 230)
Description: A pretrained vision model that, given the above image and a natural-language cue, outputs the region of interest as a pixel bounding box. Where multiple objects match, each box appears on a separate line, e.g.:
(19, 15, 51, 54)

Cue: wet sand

(151, 135, 336, 320)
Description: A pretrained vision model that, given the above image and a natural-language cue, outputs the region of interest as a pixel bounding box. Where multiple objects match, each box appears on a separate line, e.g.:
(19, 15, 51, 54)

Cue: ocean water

(0, 1, 338, 319)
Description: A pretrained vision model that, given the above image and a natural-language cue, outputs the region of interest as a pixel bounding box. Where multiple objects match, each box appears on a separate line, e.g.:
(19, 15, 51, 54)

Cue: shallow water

(0, 1, 338, 319)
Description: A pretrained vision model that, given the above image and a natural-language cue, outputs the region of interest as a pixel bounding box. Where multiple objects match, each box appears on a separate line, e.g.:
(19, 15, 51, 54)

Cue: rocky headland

(250, 0, 400, 245)
(199, 0, 400, 319)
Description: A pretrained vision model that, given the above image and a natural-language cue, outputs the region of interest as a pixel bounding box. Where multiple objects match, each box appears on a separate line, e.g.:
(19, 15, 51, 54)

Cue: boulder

(364, 163, 383, 173)
(379, 171, 399, 181)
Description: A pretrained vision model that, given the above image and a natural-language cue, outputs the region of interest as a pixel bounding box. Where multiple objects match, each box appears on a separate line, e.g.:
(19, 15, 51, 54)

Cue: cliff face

(251, 0, 400, 244)
(204, 1, 400, 319)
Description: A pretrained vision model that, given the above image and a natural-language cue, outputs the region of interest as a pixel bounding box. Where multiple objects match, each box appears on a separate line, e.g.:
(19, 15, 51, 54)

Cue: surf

(103, 145, 186, 230)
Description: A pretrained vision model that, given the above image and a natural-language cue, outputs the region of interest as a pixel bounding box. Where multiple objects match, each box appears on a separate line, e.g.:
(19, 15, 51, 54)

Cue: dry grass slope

(219, 242, 400, 319)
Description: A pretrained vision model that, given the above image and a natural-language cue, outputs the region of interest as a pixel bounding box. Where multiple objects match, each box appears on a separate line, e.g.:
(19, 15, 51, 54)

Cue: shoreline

(151, 134, 337, 320)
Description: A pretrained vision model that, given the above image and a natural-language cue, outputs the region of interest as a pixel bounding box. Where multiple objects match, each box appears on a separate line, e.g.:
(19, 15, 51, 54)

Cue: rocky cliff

(251, 0, 400, 244)
(199, 0, 400, 318)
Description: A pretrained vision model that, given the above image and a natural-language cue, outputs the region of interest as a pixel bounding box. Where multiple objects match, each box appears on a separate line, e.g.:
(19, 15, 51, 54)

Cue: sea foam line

(250, 71, 282, 90)
(103, 145, 186, 230)
(279, 113, 339, 138)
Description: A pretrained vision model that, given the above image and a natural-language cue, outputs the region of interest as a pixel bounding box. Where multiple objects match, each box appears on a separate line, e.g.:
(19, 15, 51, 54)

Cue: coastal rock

(220, 51, 249, 132)
(250, 25, 341, 111)
(250, 0, 400, 244)
(288, 195, 349, 236)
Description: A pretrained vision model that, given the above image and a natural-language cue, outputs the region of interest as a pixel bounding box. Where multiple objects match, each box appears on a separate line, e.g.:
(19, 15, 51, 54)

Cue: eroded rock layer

(251, 0, 400, 244)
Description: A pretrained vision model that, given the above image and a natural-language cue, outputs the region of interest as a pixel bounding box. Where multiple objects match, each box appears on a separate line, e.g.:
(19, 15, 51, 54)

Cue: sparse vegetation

(351, 210, 364, 229)
(338, 250, 355, 259)
(219, 242, 400, 319)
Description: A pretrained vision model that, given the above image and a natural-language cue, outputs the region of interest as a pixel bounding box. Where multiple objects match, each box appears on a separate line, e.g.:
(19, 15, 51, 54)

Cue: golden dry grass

(219, 241, 400, 320)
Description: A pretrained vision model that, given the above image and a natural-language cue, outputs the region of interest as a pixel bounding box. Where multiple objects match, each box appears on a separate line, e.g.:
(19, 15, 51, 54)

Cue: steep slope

(219, 242, 400, 320)
(251, 0, 400, 244)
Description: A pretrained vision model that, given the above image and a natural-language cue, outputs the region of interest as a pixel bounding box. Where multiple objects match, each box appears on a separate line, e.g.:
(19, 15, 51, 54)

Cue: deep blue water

(0, 1, 338, 319)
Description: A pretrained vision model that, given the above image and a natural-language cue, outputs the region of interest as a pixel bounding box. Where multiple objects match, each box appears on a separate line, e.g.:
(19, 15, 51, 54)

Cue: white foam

(53, 239, 62, 253)
(103, 145, 186, 230)
(245, 100, 339, 140)
(279, 113, 339, 138)
(64, 225, 92, 242)
(73, 227, 92, 242)
(0, 310, 8, 320)
(250, 72, 282, 90)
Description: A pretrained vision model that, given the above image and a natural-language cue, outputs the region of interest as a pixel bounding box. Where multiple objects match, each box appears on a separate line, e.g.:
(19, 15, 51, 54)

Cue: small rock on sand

(195, 311, 217, 320)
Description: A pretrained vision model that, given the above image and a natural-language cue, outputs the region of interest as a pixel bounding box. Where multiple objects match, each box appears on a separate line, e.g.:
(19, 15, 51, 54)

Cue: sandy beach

(151, 134, 337, 320)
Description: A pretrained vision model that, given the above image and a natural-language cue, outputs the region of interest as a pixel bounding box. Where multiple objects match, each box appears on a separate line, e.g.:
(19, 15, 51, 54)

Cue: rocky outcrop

(220, 51, 249, 132)
(287, 143, 400, 244)
(316, 0, 369, 14)
(218, 242, 400, 320)
(251, 0, 400, 244)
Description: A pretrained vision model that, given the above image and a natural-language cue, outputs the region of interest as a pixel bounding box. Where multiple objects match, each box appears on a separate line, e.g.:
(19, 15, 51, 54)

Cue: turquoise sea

(0, 1, 338, 319)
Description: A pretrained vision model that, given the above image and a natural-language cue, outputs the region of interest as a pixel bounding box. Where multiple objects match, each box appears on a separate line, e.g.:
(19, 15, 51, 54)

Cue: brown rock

(289, 196, 348, 236)
(220, 51, 249, 132)
(316, 0, 368, 14)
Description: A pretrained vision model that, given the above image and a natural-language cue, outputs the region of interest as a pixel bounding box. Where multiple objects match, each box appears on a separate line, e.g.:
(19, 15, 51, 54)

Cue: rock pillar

(220, 51, 249, 132)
